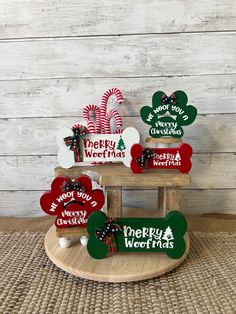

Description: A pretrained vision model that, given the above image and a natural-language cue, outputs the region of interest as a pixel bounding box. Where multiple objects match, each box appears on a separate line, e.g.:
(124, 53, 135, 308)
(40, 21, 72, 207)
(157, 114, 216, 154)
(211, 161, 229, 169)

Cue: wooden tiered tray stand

(45, 138, 190, 282)
(45, 167, 190, 282)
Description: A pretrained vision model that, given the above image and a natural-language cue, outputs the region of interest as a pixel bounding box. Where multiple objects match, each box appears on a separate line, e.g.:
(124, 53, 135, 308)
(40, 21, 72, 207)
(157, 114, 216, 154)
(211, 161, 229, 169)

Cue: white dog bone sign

(57, 127, 140, 168)
(57, 127, 76, 169)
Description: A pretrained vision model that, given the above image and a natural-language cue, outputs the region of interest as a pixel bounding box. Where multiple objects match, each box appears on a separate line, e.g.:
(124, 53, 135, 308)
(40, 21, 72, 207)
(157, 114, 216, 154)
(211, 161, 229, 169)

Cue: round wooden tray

(45, 225, 190, 283)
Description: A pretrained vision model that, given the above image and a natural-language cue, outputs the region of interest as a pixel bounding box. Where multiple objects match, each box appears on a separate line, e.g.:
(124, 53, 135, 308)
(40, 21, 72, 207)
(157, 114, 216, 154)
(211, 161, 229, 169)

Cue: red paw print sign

(131, 143, 192, 174)
(40, 175, 105, 229)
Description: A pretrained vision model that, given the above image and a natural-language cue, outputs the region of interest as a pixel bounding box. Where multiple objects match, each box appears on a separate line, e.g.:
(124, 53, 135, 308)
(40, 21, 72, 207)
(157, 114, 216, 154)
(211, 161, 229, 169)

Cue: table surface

(55, 164, 191, 187)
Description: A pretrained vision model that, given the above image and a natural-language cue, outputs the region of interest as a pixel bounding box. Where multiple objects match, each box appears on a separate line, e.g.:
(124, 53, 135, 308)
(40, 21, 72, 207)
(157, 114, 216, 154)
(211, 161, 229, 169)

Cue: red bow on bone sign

(83, 88, 124, 134)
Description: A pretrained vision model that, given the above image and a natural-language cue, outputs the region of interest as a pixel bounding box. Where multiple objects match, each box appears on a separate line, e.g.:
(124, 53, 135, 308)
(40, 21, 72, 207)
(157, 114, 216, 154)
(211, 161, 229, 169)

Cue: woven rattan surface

(0, 231, 235, 314)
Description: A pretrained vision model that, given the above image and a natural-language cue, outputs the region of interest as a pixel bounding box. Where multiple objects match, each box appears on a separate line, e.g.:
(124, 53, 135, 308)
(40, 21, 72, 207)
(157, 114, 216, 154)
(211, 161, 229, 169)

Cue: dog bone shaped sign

(140, 90, 197, 138)
(130, 143, 192, 174)
(87, 211, 187, 259)
(58, 127, 140, 168)
(40, 175, 105, 229)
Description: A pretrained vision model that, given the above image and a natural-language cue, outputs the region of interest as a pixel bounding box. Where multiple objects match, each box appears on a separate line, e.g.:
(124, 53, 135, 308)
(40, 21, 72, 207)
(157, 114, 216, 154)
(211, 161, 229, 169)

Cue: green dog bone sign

(140, 90, 197, 138)
(87, 211, 187, 259)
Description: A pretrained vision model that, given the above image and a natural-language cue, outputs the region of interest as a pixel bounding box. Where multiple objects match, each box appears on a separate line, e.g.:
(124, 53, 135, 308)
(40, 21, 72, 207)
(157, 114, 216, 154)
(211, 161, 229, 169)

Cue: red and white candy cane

(100, 88, 124, 133)
(104, 109, 123, 134)
(83, 104, 101, 134)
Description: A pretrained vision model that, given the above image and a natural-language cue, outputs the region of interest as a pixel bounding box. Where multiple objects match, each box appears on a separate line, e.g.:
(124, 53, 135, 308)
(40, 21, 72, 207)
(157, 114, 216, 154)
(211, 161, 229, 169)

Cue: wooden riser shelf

(55, 164, 190, 218)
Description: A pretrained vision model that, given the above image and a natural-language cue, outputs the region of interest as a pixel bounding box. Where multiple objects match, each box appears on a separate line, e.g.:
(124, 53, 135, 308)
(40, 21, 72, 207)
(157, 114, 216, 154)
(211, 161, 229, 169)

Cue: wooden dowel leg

(166, 187, 181, 213)
(107, 187, 122, 217)
(158, 187, 166, 217)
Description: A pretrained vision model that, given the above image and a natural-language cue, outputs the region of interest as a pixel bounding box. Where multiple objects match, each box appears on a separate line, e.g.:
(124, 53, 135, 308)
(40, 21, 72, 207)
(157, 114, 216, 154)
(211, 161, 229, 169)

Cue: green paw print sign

(140, 91, 197, 138)
(87, 211, 187, 259)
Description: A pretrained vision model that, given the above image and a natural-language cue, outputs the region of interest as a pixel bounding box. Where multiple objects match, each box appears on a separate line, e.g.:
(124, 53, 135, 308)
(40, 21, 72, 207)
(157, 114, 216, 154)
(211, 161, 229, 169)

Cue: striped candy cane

(104, 109, 123, 134)
(100, 88, 124, 133)
(83, 104, 101, 134)
(72, 123, 87, 132)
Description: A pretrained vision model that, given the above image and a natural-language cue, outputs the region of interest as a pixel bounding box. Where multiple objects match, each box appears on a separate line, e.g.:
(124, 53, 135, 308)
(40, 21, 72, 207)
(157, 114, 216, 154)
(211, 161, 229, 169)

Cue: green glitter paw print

(140, 90, 197, 138)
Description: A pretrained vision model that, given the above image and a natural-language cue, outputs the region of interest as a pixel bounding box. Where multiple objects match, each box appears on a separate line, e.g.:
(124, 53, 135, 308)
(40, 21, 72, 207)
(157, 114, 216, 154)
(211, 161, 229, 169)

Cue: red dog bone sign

(57, 127, 140, 168)
(131, 143, 192, 174)
(40, 175, 105, 229)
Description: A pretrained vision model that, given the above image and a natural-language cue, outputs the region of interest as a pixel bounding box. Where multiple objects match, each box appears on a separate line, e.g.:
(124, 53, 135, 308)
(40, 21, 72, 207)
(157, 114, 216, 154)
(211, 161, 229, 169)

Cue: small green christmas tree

(117, 136, 126, 151)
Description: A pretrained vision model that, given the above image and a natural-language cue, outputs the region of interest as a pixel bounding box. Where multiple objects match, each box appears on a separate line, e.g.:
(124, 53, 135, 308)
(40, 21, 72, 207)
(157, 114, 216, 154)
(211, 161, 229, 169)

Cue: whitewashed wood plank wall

(0, 0, 235, 216)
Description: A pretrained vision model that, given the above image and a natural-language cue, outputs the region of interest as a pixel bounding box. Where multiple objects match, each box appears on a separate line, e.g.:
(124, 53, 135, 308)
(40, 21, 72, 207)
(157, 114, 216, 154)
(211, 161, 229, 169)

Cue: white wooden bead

(59, 237, 72, 248)
(80, 236, 88, 246)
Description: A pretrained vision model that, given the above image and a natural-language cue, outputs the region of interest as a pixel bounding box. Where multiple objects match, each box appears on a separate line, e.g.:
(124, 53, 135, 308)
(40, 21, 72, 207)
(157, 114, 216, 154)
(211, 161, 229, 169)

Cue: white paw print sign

(57, 127, 140, 168)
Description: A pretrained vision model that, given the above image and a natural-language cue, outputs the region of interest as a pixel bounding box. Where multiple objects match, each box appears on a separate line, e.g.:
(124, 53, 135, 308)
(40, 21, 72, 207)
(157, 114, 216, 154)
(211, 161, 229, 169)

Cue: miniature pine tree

(175, 151, 181, 161)
(162, 226, 174, 241)
(117, 136, 126, 151)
